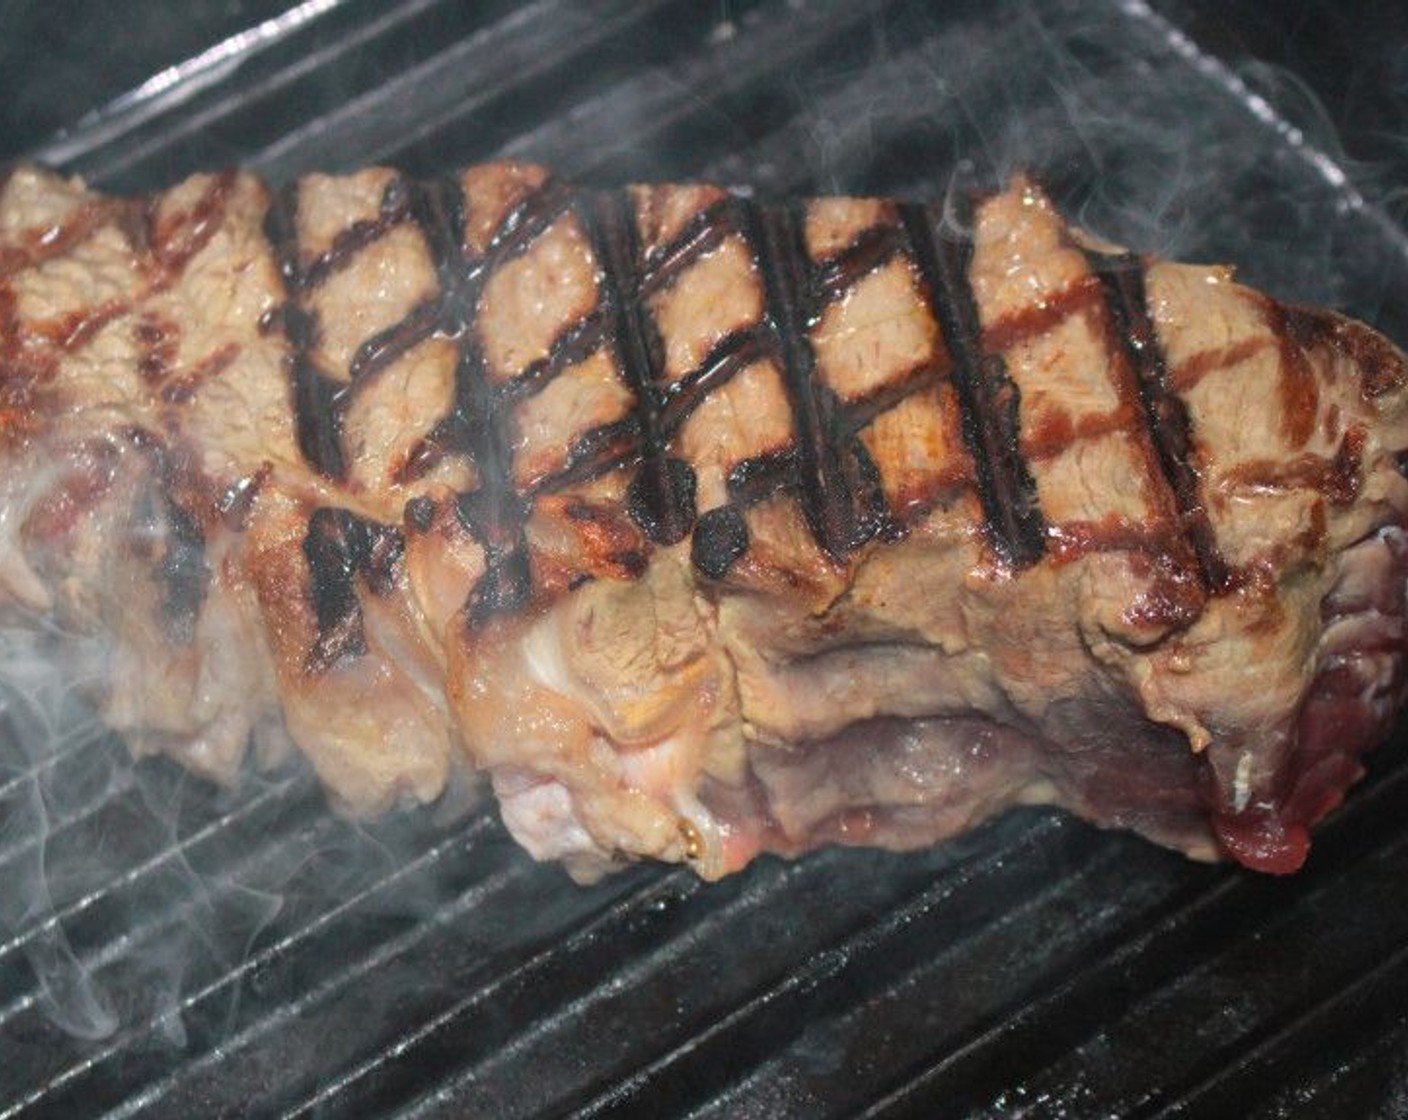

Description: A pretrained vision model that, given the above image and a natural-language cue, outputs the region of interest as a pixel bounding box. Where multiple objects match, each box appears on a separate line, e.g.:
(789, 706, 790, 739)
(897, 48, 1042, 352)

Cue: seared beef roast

(1, 162, 1405, 881)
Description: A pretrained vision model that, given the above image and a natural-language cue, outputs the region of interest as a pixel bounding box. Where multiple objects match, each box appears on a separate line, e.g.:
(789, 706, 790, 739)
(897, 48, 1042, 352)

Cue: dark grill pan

(3, 2, 1408, 1116)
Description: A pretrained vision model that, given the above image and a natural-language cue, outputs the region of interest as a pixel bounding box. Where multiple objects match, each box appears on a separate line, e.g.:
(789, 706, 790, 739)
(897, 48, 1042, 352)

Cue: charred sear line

(1, 197, 121, 279)
(658, 326, 775, 435)
(262, 184, 347, 481)
(488, 179, 575, 270)
(1262, 299, 1322, 448)
(639, 199, 737, 298)
(900, 199, 1046, 568)
(134, 312, 179, 384)
(627, 456, 697, 546)
(148, 170, 237, 282)
(980, 272, 1102, 355)
(1087, 250, 1230, 593)
(742, 200, 888, 560)
(727, 448, 798, 506)
(497, 307, 611, 408)
(1278, 302, 1408, 398)
(409, 175, 536, 625)
(288, 305, 348, 480)
(348, 295, 442, 386)
(262, 182, 303, 284)
(131, 486, 209, 645)
(298, 176, 411, 292)
(123, 435, 210, 644)
(847, 358, 945, 430)
(813, 223, 904, 305)
(302, 507, 404, 673)
(157, 501, 207, 643)
(580, 190, 694, 546)
(402, 175, 576, 483)
(303, 509, 365, 671)
(530, 414, 641, 495)
(459, 194, 779, 570)
(264, 178, 422, 480)
(160, 341, 241, 406)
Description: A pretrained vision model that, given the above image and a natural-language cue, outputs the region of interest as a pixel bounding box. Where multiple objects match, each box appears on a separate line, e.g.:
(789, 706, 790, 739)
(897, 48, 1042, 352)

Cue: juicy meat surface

(1, 161, 1406, 881)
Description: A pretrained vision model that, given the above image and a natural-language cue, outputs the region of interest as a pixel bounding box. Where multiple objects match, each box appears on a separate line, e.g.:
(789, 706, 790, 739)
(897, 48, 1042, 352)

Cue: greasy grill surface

(3, 1, 1408, 1116)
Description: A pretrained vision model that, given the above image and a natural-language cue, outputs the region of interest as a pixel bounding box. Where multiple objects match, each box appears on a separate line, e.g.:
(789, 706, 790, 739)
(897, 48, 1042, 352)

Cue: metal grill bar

(25, 816, 508, 1119)
(854, 754, 1408, 1119)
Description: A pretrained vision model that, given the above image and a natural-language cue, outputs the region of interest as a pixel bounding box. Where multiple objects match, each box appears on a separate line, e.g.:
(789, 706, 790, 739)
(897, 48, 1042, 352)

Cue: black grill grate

(3, 1, 1408, 1116)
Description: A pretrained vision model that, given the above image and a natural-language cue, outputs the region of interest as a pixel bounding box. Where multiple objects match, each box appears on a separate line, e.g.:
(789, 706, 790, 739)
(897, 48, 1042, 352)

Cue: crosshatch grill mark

(264, 175, 1240, 643)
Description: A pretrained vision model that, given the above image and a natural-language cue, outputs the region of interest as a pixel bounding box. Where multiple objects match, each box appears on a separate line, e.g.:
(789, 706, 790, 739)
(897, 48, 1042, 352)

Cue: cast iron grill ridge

(2, 0, 1408, 1116)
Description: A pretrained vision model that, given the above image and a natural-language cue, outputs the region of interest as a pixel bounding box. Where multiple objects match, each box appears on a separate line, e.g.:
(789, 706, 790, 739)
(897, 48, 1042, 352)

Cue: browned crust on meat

(3, 161, 1407, 877)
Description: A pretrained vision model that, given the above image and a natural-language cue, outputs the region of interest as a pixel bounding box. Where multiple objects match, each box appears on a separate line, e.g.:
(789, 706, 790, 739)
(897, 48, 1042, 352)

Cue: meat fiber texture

(1, 161, 1406, 883)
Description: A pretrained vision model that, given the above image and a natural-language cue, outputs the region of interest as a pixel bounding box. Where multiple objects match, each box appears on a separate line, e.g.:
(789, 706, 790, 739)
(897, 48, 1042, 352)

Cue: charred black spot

(692, 506, 749, 579)
(404, 495, 436, 533)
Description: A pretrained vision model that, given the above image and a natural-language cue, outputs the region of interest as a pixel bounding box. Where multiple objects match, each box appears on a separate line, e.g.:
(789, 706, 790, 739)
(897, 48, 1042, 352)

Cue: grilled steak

(1, 162, 1405, 882)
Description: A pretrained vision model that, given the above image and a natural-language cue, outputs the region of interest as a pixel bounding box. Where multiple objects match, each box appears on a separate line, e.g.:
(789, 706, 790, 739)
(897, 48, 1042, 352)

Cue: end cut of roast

(1, 162, 1406, 881)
